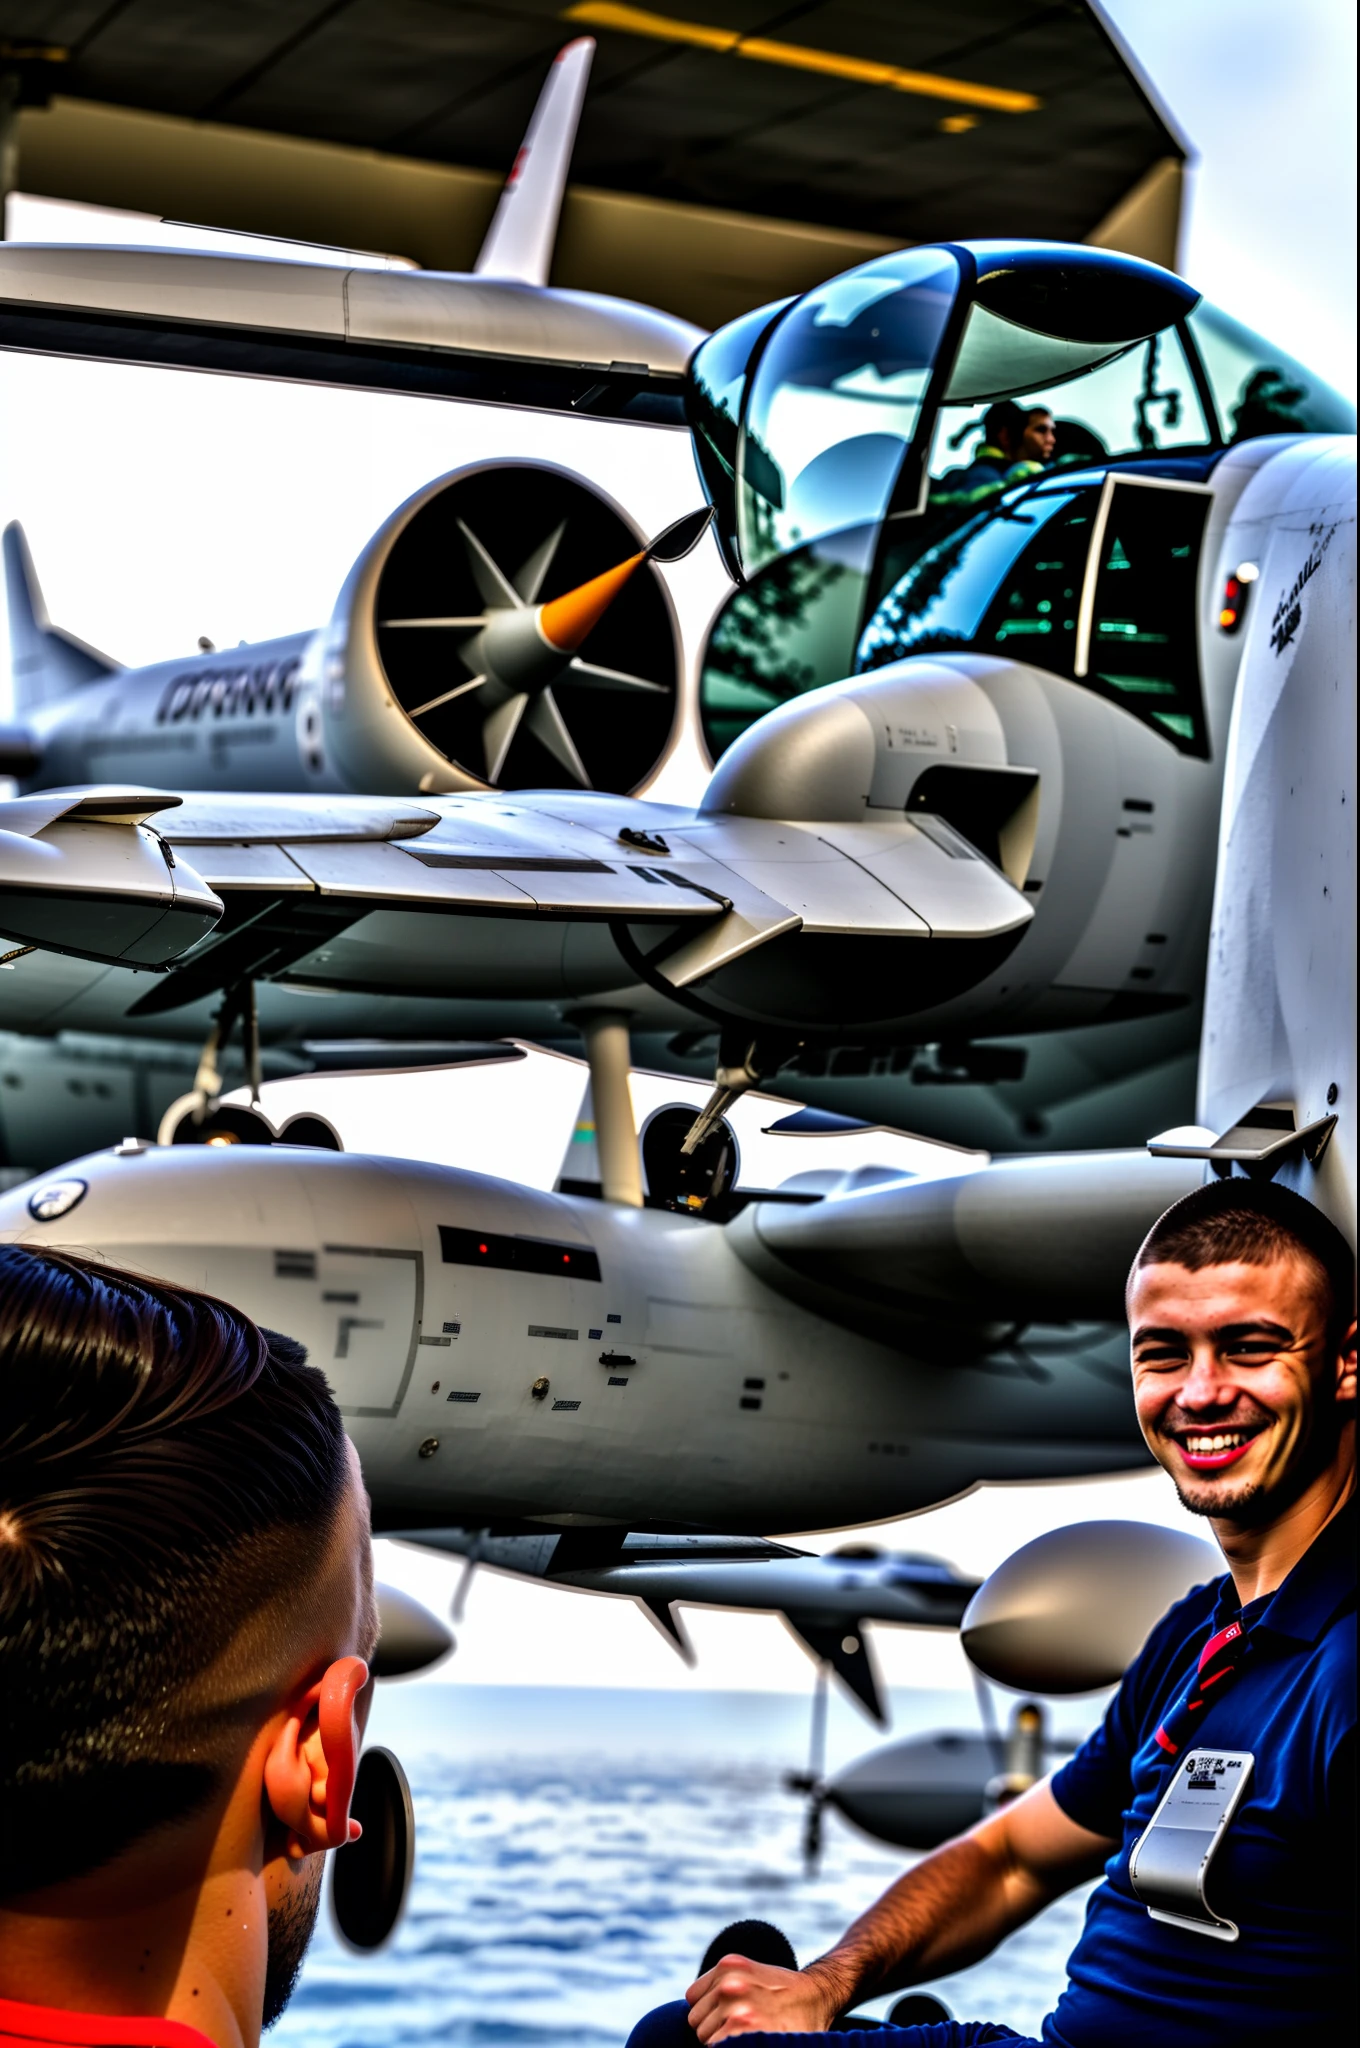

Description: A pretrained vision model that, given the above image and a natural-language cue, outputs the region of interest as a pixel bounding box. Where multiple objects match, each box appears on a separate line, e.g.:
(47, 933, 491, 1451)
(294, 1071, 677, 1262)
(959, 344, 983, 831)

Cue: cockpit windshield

(927, 323, 1211, 514)
(733, 248, 959, 576)
(692, 240, 1352, 763)
(1188, 301, 1355, 442)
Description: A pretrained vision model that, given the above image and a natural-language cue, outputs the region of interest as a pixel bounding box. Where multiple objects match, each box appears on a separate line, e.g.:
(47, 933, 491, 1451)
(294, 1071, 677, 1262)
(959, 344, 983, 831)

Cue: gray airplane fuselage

(0, 1143, 1148, 1533)
(26, 632, 338, 796)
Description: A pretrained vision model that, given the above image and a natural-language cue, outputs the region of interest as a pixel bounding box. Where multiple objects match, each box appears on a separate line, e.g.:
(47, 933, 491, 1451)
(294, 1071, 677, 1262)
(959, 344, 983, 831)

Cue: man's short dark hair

(1133, 1178, 1357, 1343)
(983, 400, 1028, 448)
(0, 1245, 348, 1896)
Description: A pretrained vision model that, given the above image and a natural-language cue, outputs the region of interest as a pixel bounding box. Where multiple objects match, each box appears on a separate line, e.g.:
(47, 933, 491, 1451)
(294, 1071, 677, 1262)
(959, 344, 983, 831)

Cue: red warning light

(562, 1253, 571, 1264)
(478, 1242, 489, 1254)
(1218, 561, 1258, 634)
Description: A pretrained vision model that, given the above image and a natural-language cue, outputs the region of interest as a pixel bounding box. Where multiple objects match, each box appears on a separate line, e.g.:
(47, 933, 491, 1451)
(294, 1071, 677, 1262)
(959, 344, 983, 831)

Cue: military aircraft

(2, 329, 1349, 1525)
(411, 1528, 979, 1725)
(0, 416, 1350, 1760)
(1, 234, 1352, 1167)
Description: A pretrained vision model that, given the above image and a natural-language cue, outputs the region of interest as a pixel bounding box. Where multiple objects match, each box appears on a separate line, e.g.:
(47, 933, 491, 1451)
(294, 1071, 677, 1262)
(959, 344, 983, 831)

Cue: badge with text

(1129, 1749, 1254, 1941)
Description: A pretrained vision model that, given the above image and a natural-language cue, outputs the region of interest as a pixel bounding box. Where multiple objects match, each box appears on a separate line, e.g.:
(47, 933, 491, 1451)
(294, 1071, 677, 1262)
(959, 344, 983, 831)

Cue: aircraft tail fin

(3, 522, 120, 714)
(473, 37, 594, 286)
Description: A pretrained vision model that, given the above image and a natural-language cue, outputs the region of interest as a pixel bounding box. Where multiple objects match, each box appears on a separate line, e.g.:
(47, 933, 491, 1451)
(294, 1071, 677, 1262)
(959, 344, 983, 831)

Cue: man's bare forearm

(803, 1817, 1063, 2012)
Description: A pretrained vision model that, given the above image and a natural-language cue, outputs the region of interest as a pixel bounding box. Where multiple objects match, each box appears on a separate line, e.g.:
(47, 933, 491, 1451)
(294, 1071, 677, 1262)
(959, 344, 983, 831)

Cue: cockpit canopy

(689, 239, 1354, 587)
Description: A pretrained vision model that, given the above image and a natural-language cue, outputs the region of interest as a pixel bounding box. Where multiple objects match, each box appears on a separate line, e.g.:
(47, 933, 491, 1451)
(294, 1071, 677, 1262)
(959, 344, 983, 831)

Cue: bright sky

(0, 9, 1348, 1693)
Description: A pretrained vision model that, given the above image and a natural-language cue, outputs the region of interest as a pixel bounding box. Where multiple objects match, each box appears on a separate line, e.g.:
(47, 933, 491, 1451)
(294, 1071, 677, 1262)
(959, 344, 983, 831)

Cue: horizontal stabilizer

(3, 522, 120, 714)
(782, 1612, 887, 1726)
(474, 38, 594, 287)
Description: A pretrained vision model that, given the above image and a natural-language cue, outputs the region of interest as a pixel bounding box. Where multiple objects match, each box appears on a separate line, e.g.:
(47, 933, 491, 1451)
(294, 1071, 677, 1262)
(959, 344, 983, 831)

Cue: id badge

(1129, 1749, 1254, 1942)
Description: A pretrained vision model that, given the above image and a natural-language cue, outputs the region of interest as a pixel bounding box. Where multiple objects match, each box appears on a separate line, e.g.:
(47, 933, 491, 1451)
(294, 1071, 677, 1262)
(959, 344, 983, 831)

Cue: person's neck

(1213, 1442, 1355, 1606)
(0, 1809, 265, 2048)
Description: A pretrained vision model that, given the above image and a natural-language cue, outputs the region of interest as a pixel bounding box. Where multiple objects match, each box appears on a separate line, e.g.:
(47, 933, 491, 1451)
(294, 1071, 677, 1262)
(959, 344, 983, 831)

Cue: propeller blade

(380, 615, 487, 630)
(409, 673, 486, 719)
(483, 691, 529, 781)
(645, 505, 716, 563)
(525, 687, 592, 787)
(514, 520, 567, 604)
(782, 1614, 888, 1727)
(564, 657, 668, 694)
(458, 519, 523, 610)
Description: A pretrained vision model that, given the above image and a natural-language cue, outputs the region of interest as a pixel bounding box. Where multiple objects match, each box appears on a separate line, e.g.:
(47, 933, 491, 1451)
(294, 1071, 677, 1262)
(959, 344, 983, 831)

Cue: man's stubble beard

(1168, 1407, 1341, 1529)
(1171, 1471, 1271, 1524)
(262, 1855, 325, 2029)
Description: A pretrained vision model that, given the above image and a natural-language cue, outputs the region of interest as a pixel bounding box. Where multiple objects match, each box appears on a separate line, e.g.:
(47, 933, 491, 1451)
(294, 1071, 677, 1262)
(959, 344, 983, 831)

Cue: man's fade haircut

(1132, 1178, 1356, 1343)
(0, 1244, 348, 1897)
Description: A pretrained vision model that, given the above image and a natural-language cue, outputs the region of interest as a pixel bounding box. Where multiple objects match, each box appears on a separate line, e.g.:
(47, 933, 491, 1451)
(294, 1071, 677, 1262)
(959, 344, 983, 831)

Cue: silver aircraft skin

(0, 432, 1340, 1069)
(0, 390, 1351, 1577)
(3, 234, 1352, 1180)
(0, 35, 702, 433)
(0, 1134, 1199, 1532)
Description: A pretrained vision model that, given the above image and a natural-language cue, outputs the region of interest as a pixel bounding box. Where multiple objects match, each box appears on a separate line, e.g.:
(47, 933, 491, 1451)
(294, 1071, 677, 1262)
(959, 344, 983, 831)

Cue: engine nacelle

(320, 459, 685, 798)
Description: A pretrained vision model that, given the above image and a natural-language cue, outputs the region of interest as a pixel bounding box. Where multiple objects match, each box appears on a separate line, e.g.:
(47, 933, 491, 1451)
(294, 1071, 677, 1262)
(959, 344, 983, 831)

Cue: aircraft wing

(3, 780, 1032, 1035)
(0, 786, 223, 968)
(0, 781, 1025, 1017)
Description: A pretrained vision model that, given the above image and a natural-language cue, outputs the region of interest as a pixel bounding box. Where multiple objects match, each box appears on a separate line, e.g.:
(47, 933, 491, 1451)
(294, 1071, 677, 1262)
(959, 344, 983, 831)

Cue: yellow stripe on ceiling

(563, 3, 1040, 113)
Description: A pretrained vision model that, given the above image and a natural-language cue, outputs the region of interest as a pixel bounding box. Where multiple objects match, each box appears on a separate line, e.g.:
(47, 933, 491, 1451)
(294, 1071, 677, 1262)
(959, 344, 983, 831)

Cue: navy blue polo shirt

(1045, 1495, 1356, 2045)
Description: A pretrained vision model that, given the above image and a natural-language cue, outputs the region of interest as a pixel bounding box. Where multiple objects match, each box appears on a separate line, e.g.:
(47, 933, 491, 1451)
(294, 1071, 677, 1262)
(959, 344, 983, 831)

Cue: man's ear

(1336, 1317, 1358, 1406)
(263, 1656, 370, 1856)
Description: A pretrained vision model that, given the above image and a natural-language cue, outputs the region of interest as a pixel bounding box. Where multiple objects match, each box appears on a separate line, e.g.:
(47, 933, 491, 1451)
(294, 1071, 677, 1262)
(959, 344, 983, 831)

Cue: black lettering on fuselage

(157, 655, 302, 724)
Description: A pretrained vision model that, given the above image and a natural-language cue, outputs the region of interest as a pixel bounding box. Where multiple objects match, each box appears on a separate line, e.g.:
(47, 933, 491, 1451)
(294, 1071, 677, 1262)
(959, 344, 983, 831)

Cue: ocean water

(272, 1686, 1100, 2047)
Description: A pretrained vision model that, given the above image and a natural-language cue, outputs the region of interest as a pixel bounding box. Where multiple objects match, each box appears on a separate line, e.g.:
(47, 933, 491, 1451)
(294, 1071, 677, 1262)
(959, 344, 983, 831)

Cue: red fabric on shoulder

(0, 1996, 216, 2048)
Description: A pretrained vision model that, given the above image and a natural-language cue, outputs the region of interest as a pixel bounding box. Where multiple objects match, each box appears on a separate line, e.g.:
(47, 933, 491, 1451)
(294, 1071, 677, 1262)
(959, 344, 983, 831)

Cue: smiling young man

(0, 1243, 379, 2048)
(629, 1178, 1356, 2045)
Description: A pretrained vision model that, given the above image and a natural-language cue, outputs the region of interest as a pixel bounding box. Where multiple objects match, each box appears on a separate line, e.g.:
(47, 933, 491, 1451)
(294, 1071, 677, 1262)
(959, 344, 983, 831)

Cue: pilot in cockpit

(935, 401, 1055, 508)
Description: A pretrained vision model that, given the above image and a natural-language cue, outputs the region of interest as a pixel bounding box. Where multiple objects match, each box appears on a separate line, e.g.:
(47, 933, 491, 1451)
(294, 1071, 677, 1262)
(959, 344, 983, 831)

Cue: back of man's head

(982, 400, 1029, 453)
(0, 1244, 348, 1897)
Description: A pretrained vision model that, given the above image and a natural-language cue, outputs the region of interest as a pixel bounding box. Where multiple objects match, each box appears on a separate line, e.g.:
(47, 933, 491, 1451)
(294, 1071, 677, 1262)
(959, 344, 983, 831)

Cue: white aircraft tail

(3, 521, 119, 713)
(474, 37, 594, 287)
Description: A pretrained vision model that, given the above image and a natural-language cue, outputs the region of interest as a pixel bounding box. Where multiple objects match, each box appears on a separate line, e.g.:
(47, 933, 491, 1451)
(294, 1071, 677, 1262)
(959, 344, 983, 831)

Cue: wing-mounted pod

(0, 787, 222, 966)
(317, 462, 705, 800)
(729, 1146, 1204, 1346)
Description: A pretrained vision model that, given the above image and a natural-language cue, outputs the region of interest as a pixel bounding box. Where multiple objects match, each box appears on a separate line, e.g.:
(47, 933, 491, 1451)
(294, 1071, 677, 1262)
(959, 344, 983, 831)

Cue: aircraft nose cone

(538, 550, 646, 653)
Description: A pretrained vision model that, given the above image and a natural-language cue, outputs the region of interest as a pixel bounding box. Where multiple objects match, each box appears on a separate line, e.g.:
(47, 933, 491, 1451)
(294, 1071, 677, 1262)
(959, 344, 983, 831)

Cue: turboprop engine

(5, 470, 710, 805)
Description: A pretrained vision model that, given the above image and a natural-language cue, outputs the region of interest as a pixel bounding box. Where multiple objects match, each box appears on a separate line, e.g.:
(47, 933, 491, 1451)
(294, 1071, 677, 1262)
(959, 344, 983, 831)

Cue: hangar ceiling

(1, 3, 1187, 327)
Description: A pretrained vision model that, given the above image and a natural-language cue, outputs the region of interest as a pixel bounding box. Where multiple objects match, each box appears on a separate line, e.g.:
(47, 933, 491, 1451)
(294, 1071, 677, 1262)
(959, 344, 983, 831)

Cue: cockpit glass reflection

(1188, 302, 1356, 442)
(929, 324, 1210, 512)
(737, 248, 959, 574)
(859, 486, 1096, 670)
